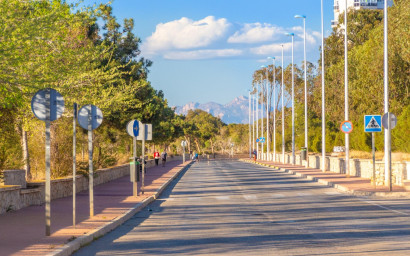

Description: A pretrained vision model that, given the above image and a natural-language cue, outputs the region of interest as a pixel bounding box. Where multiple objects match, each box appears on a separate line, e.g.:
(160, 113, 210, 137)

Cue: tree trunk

(194, 138, 201, 153)
(21, 128, 31, 181)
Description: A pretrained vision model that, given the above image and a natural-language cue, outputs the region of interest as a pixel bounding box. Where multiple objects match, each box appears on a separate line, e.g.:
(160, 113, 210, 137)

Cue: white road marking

(243, 195, 258, 200)
(271, 194, 285, 198)
(361, 199, 410, 216)
(325, 191, 341, 195)
(215, 196, 230, 200)
(297, 192, 312, 197)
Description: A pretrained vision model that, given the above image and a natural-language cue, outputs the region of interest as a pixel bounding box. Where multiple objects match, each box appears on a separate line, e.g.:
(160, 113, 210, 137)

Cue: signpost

(181, 140, 187, 163)
(78, 104, 103, 217)
(73, 103, 77, 228)
(133, 122, 152, 195)
(364, 115, 382, 186)
(382, 112, 397, 191)
(31, 88, 64, 236)
(340, 120, 353, 176)
(126, 120, 140, 196)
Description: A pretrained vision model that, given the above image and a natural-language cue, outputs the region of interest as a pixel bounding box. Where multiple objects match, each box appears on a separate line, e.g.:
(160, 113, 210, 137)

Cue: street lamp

(344, 0, 350, 176)
(286, 32, 295, 165)
(256, 80, 259, 159)
(321, 0, 326, 172)
(268, 57, 276, 162)
(383, 0, 391, 190)
(260, 67, 266, 160)
(295, 14, 308, 167)
(248, 90, 251, 159)
(281, 45, 285, 164)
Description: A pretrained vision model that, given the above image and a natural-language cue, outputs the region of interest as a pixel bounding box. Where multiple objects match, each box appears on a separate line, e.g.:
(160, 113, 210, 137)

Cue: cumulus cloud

(141, 16, 321, 60)
(142, 16, 231, 55)
(227, 23, 285, 44)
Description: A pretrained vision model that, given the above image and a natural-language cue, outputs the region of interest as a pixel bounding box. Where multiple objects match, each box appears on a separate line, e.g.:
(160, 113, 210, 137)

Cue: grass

(333, 150, 410, 162)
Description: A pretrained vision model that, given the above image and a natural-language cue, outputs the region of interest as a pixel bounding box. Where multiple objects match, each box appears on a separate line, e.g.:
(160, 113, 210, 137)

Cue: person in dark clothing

(161, 151, 167, 167)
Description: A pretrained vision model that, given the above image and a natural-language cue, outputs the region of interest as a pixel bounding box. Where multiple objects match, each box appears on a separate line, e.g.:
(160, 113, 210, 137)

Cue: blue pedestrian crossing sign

(364, 115, 382, 132)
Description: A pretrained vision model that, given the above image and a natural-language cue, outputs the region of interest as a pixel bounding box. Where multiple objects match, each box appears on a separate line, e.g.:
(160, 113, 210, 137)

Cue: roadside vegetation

(0, 0, 408, 180)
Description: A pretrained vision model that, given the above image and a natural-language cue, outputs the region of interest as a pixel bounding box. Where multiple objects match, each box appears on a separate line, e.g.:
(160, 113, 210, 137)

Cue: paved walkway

(0, 160, 191, 256)
(242, 159, 410, 197)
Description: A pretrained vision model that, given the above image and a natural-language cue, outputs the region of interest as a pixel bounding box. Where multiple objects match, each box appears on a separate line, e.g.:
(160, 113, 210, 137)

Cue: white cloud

(141, 16, 321, 60)
(163, 49, 243, 60)
(227, 23, 286, 44)
(142, 16, 231, 55)
(250, 42, 293, 56)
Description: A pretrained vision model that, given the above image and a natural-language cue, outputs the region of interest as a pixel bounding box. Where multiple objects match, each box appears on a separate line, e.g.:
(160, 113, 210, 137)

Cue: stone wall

(259, 151, 408, 186)
(0, 156, 183, 215)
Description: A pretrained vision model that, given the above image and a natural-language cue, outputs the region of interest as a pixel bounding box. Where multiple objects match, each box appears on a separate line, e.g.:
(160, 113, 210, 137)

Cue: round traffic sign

(77, 105, 103, 130)
(181, 140, 187, 147)
(340, 120, 353, 134)
(126, 120, 140, 137)
(31, 88, 64, 121)
(382, 112, 397, 129)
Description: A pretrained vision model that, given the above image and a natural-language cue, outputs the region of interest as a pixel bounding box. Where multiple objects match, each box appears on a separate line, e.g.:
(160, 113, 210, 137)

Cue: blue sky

(81, 0, 335, 107)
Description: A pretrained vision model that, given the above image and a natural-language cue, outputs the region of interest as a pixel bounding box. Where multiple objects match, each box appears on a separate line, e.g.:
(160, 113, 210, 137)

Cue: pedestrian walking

(154, 150, 160, 166)
(161, 150, 167, 167)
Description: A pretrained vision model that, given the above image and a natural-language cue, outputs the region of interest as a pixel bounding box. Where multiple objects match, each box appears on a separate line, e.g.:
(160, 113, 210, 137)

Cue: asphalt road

(74, 160, 410, 256)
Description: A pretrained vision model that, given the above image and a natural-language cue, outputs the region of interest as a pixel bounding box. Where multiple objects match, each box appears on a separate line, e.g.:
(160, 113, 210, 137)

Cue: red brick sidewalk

(243, 159, 410, 196)
(0, 160, 191, 256)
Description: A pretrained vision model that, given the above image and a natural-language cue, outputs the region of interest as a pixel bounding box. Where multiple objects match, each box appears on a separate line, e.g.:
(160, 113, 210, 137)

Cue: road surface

(74, 160, 410, 255)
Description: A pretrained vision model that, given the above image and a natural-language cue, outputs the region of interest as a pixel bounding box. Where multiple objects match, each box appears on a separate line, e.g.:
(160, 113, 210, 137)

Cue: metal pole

(383, 0, 391, 191)
(291, 35, 295, 165)
(372, 132, 376, 186)
(252, 93, 255, 153)
(249, 90, 251, 159)
(344, 0, 350, 176)
(266, 68, 270, 161)
(321, 0, 326, 172)
(273, 58, 276, 162)
(256, 83, 259, 159)
(261, 75, 264, 160)
(281, 45, 285, 164)
(45, 90, 51, 236)
(73, 103, 77, 228)
(88, 108, 94, 217)
(133, 137, 137, 196)
(183, 145, 185, 163)
(141, 124, 145, 194)
(303, 18, 308, 167)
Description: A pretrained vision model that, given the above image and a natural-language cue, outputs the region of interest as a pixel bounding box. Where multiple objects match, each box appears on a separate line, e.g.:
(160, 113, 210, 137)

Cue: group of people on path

(154, 150, 167, 167)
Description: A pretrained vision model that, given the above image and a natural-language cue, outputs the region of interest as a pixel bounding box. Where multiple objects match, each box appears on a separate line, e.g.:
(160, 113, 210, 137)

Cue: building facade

(332, 0, 393, 27)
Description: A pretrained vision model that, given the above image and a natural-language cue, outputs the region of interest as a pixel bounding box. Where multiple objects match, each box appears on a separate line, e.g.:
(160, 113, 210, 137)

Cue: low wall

(258, 151, 409, 186)
(0, 156, 183, 215)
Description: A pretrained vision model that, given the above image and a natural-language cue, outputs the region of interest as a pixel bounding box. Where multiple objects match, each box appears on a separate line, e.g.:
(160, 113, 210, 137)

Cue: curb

(48, 161, 194, 256)
(240, 159, 410, 198)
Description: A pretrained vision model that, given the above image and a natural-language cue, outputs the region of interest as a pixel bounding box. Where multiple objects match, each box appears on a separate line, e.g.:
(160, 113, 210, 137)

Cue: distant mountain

(174, 96, 250, 124)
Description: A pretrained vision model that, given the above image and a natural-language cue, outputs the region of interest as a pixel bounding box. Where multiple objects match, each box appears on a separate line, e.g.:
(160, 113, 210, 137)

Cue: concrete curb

(241, 159, 410, 198)
(48, 161, 194, 256)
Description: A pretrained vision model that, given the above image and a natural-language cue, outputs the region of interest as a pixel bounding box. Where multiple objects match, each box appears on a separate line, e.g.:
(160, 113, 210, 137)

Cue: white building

(332, 0, 393, 27)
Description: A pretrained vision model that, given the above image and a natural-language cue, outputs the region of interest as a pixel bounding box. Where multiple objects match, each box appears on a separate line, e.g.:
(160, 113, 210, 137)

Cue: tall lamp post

(295, 14, 308, 166)
(268, 57, 276, 162)
(252, 87, 255, 155)
(248, 90, 251, 159)
(321, 0, 326, 172)
(383, 0, 391, 190)
(259, 73, 264, 160)
(261, 65, 269, 161)
(344, 0, 350, 176)
(256, 81, 259, 159)
(286, 32, 295, 165)
(281, 45, 285, 164)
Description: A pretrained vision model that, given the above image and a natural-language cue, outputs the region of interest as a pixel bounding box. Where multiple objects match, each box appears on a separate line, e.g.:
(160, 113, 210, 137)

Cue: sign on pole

(78, 104, 103, 217)
(382, 112, 397, 130)
(126, 120, 140, 196)
(31, 88, 64, 236)
(340, 120, 353, 134)
(181, 141, 187, 163)
(136, 123, 152, 141)
(364, 115, 382, 132)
